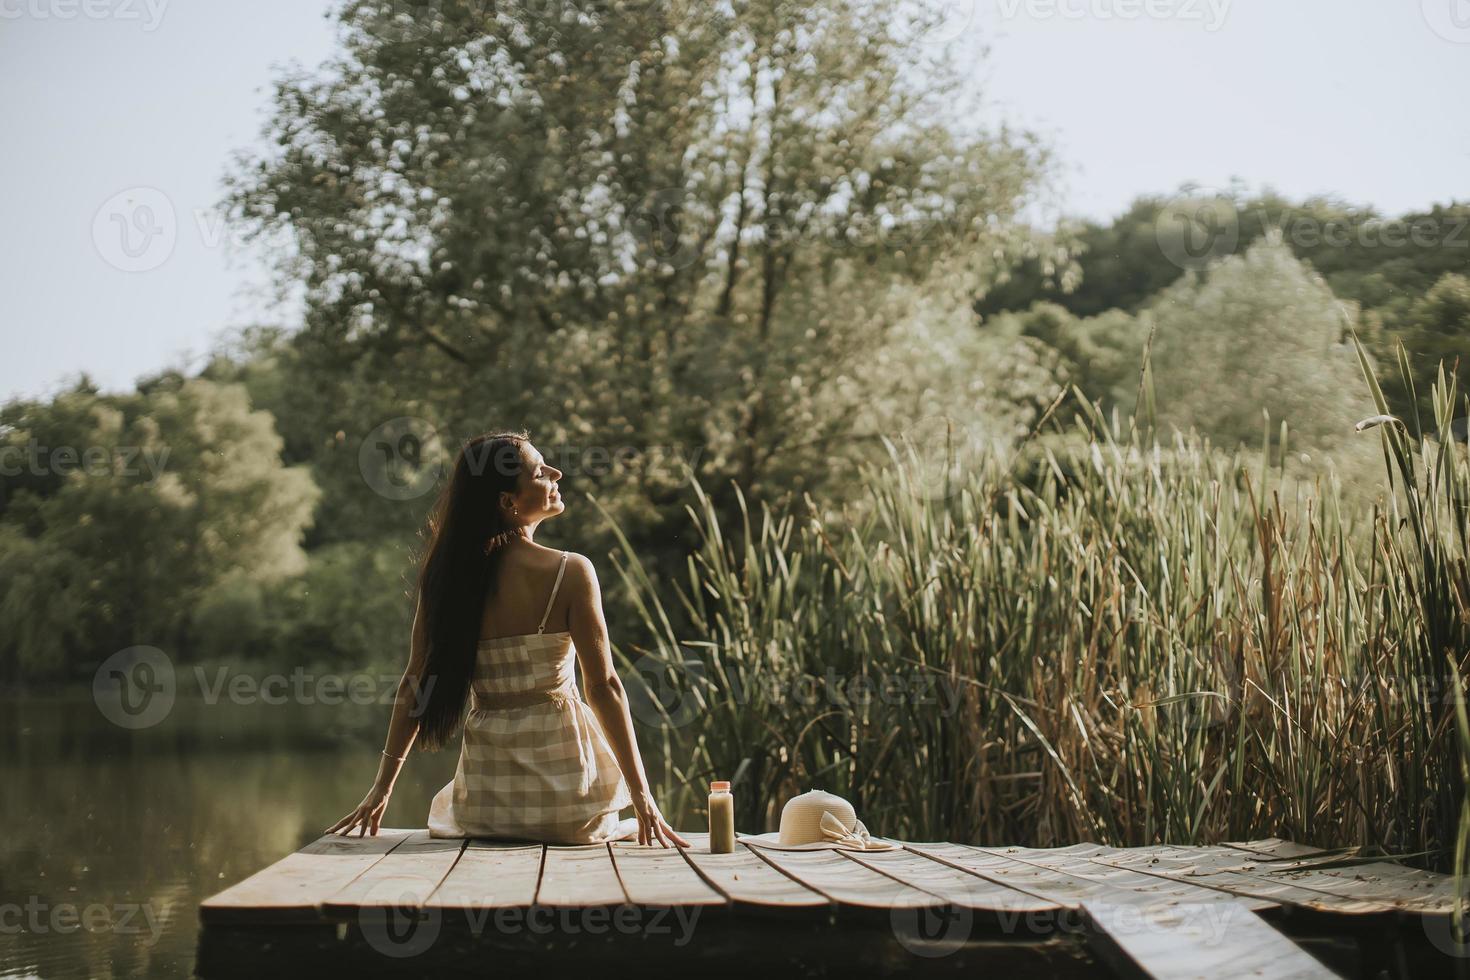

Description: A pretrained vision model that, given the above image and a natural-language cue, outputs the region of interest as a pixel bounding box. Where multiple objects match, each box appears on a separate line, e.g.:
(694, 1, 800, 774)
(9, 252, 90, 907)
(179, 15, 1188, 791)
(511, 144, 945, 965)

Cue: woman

(328, 430, 689, 848)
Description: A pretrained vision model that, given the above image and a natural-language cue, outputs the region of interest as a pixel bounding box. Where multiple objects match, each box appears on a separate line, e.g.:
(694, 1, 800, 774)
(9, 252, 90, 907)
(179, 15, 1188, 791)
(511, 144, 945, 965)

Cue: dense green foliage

(0, 378, 318, 682)
(978, 188, 1470, 424)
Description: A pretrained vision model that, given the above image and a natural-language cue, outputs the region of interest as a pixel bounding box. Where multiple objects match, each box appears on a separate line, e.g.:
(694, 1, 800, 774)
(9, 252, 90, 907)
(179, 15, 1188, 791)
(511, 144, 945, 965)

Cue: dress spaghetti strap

(536, 551, 570, 634)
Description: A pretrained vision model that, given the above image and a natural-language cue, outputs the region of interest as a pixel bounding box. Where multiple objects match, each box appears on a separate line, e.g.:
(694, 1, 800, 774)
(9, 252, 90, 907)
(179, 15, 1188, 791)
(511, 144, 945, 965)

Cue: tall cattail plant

(593, 338, 1470, 871)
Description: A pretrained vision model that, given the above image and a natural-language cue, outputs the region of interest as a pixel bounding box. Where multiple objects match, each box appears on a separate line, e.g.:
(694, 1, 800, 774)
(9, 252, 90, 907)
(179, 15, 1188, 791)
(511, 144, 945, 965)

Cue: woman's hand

(630, 787, 691, 848)
(327, 783, 392, 837)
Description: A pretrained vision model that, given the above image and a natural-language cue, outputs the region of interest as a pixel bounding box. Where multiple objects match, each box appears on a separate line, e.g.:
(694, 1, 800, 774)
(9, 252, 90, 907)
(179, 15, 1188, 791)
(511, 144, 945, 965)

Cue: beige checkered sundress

(427, 551, 637, 844)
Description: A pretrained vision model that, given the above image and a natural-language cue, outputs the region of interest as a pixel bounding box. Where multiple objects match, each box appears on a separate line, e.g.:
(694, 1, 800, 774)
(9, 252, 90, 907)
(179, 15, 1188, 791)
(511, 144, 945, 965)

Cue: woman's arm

(566, 554, 689, 847)
(326, 592, 430, 836)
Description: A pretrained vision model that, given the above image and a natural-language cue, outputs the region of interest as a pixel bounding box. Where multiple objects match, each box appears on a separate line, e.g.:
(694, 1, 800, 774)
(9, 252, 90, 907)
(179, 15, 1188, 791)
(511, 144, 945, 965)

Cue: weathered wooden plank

(1111, 840, 1458, 916)
(1221, 839, 1351, 862)
(1095, 846, 1393, 914)
(982, 843, 1179, 863)
(199, 829, 415, 924)
(978, 845, 1277, 913)
(609, 841, 729, 907)
(1103, 845, 1347, 877)
(905, 846, 1181, 910)
(745, 845, 947, 909)
(1158, 846, 1458, 910)
(1083, 900, 1338, 980)
(536, 844, 627, 907)
(424, 841, 543, 910)
(982, 842, 1140, 858)
(671, 833, 830, 909)
(321, 831, 465, 915)
(1262, 862, 1457, 915)
(848, 847, 1061, 913)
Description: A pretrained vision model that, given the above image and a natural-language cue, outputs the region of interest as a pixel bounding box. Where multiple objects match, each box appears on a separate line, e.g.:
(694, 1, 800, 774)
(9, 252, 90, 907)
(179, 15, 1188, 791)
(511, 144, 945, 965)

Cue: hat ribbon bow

(819, 810, 881, 850)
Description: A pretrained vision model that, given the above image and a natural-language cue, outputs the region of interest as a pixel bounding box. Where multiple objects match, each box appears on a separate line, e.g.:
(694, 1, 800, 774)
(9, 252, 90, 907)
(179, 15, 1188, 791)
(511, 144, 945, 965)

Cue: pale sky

(2, 0, 1466, 401)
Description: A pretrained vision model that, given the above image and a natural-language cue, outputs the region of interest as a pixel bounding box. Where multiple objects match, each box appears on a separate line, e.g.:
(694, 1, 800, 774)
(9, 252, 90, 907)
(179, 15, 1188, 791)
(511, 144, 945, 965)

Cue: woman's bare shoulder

(561, 551, 595, 576)
(560, 552, 600, 592)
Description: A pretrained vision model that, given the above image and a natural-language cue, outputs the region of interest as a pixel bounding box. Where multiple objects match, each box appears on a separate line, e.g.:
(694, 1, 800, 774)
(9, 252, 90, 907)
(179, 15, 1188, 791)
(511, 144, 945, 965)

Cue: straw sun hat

(738, 789, 898, 851)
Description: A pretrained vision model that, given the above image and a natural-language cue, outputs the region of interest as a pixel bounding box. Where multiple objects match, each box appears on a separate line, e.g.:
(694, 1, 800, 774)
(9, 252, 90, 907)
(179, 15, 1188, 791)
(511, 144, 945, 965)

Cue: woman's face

(504, 443, 563, 522)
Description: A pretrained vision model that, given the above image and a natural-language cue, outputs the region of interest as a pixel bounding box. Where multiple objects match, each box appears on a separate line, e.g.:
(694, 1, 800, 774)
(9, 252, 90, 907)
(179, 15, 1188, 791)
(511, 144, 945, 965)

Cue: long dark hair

(413, 429, 531, 750)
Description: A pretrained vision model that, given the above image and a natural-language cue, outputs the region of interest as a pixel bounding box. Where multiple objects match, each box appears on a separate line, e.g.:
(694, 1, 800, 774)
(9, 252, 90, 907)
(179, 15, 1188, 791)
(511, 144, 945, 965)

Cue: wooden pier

(196, 831, 1464, 979)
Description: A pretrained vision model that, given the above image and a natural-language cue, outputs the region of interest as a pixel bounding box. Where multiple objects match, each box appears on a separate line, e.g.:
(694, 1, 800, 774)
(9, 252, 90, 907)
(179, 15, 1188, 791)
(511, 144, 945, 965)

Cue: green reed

(594, 337, 1470, 870)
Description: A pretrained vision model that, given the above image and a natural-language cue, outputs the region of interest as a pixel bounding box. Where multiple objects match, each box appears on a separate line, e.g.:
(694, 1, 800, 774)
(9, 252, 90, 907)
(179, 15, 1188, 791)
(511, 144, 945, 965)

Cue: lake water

(1, 691, 692, 979)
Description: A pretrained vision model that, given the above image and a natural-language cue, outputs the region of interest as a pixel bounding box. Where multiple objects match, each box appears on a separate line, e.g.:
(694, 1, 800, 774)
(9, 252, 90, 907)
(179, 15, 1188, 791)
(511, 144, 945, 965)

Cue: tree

(0, 379, 319, 682)
(977, 187, 1467, 424)
(985, 301, 1151, 421)
(1146, 234, 1369, 458)
(1390, 272, 1470, 428)
(224, 0, 1050, 549)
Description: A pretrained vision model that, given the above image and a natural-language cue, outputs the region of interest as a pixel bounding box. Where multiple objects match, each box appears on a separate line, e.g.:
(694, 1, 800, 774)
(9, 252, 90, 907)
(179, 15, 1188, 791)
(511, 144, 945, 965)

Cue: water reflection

(2, 693, 461, 979)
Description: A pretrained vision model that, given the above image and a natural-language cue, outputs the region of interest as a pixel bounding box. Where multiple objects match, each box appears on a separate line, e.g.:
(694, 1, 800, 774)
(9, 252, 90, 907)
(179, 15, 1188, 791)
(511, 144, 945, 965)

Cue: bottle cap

(710, 780, 730, 792)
